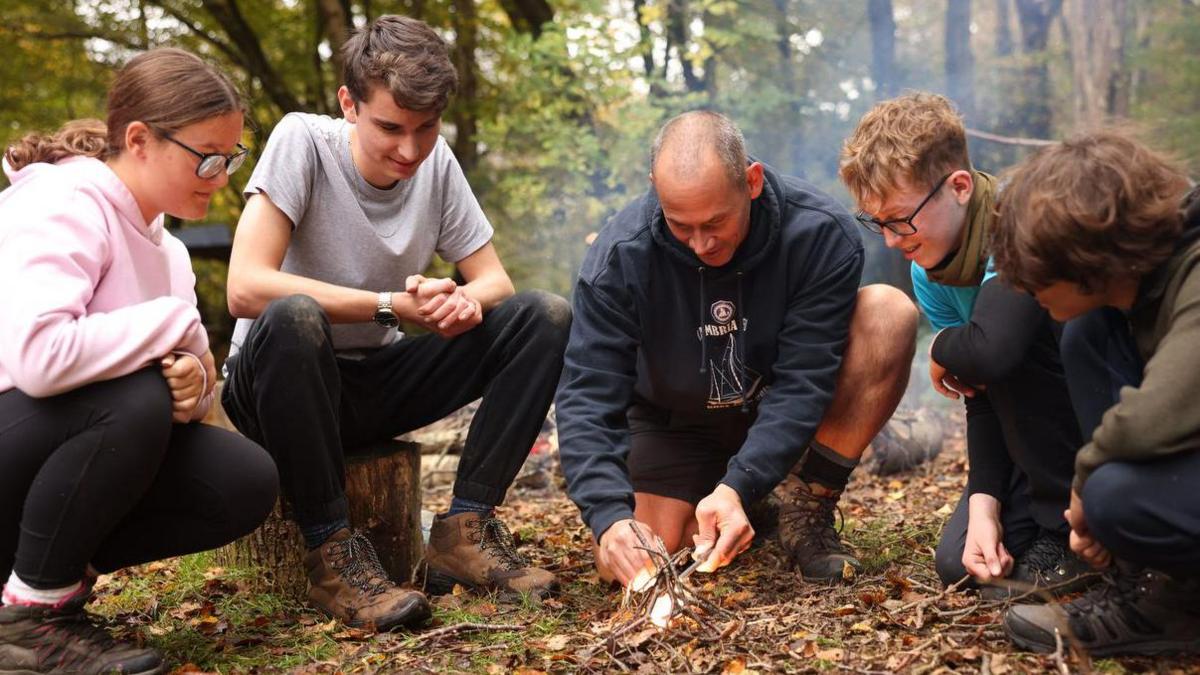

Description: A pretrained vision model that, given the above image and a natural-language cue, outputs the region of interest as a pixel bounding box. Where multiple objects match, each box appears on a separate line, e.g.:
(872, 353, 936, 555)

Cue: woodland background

(3, 0, 1198, 358)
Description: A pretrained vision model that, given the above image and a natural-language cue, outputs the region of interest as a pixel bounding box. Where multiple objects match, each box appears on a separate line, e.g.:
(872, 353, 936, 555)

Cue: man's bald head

(650, 111, 749, 193)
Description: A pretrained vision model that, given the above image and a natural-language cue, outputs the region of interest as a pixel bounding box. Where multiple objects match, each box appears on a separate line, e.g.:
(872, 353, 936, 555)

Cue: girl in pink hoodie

(0, 48, 277, 674)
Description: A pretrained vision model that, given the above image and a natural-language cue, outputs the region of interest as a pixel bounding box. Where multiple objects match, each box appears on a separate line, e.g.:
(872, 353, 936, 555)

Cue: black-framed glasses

(159, 131, 248, 179)
(855, 172, 953, 236)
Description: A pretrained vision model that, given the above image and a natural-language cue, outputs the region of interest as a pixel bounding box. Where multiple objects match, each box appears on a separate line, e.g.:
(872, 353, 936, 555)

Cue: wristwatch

(373, 291, 399, 328)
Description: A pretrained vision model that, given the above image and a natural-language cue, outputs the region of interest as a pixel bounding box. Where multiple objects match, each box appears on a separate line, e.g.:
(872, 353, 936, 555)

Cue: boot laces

(328, 531, 394, 597)
(1020, 534, 1070, 576)
(780, 481, 847, 553)
(1064, 570, 1140, 619)
(471, 516, 529, 571)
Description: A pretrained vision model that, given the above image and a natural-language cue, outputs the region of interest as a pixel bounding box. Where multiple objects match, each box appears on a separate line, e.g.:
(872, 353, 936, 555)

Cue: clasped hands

(598, 484, 755, 590)
(404, 274, 482, 338)
(160, 349, 216, 423)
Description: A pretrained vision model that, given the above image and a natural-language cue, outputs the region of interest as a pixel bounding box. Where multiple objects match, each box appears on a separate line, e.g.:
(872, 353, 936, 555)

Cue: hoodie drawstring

(736, 271, 748, 413)
(698, 267, 708, 374)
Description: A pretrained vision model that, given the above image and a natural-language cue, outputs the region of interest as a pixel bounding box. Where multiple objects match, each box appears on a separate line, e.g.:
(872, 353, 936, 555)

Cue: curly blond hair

(839, 92, 971, 211)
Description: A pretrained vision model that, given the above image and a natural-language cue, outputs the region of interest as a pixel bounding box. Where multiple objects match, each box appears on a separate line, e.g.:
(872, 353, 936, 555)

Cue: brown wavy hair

(5, 48, 244, 172)
(992, 129, 1191, 294)
(341, 15, 458, 113)
(840, 92, 971, 211)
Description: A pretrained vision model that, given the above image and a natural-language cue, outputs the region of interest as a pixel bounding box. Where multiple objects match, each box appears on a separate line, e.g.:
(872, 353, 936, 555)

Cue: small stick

(415, 621, 525, 642)
(1052, 628, 1070, 675)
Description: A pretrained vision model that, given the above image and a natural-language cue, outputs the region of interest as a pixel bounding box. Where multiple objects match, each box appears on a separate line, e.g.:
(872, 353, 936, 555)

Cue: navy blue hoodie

(556, 163, 865, 540)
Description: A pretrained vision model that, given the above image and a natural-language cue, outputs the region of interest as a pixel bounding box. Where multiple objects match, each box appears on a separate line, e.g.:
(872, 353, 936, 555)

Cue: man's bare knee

(851, 284, 919, 363)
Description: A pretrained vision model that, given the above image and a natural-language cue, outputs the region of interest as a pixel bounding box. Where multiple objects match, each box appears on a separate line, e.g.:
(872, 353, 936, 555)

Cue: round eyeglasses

(159, 131, 249, 179)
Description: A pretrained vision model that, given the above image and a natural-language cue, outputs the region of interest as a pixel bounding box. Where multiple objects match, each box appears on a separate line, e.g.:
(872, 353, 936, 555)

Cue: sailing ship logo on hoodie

(698, 300, 761, 408)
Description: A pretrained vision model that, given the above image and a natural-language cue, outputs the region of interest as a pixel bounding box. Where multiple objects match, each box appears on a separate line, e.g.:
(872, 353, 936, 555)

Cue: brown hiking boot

(423, 512, 559, 599)
(776, 475, 861, 583)
(0, 597, 163, 674)
(304, 529, 431, 631)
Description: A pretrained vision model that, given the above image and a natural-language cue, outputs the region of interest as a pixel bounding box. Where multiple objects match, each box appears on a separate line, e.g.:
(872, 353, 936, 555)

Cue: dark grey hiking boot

(0, 598, 163, 674)
(981, 531, 1097, 601)
(776, 475, 860, 583)
(1004, 568, 1200, 656)
(305, 529, 432, 631)
(422, 512, 558, 599)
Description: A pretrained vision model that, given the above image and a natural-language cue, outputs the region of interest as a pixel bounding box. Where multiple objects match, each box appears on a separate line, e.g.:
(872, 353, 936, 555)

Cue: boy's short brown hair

(992, 129, 1191, 294)
(839, 92, 971, 211)
(341, 15, 458, 113)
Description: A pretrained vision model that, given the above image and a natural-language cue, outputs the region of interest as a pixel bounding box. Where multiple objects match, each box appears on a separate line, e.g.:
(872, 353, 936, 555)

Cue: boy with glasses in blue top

(840, 93, 1091, 598)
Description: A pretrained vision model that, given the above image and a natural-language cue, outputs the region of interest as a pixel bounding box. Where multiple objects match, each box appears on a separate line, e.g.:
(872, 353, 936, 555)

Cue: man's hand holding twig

(599, 519, 659, 590)
(692, 484, 754, 573)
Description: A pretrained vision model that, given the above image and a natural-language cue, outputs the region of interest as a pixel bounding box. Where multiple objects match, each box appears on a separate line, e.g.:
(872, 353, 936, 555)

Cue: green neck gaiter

(927, 170, 996, 288)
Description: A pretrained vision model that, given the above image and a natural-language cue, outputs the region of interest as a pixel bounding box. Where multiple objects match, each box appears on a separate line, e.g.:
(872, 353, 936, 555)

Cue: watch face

(374, 310, 399, 328)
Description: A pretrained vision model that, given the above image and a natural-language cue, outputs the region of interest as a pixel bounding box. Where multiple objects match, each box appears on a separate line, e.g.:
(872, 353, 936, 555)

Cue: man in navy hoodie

(557, 111, 919, 586)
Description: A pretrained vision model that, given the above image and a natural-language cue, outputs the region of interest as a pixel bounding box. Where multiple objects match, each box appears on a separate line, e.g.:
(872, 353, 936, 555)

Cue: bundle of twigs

(604, 522, 743, 654)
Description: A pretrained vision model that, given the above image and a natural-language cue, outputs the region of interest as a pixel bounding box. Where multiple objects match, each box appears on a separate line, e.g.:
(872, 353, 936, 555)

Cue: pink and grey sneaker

(0, 595, 164, 674)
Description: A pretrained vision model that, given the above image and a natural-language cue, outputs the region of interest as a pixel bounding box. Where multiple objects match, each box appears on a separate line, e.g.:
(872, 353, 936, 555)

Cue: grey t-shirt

(230, 112, 493, 355)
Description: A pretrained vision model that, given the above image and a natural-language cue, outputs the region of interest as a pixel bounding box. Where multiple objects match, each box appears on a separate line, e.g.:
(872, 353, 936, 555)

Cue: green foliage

(2, 0, 1198, 356)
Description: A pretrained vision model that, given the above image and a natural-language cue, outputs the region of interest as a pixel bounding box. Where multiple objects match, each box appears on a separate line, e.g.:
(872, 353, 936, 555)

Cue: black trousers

(1061, 307, 1200, 580)
(0, 369, 279, 589)
(934, 360, 1081, 585)
(221, 291, 571, 529)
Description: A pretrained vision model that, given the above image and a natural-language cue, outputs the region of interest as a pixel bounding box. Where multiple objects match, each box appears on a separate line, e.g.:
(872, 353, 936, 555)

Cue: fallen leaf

(721, 658, 746, 674)
(815, 648, 844, 661)
(543, 634, 571, 651)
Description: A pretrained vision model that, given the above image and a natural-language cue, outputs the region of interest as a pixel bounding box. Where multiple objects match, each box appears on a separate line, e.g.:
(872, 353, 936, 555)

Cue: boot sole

(309, 594, 432, 632)
(1003, 612, 1200, 656)
(424, 569, 558, 601)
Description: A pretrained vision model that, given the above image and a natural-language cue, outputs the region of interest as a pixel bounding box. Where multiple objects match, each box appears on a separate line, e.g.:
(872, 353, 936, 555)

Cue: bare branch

(966, 127, 1057, 147)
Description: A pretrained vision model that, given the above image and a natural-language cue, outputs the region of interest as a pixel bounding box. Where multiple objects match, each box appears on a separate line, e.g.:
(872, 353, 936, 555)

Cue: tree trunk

(1013, 0, 1063, 138)
(316, 0, 352, 85)
(633, 0, 657, 79)
(213, 441, 424, 601)
(450, 0, 479, 176)
(868, 0, 897, 99)
(995, 0, 1014, 56)
(205, 384, 424, 601)
(945, 0, 976, 121)
(667, 0, 708, 94)
(498, 0, 555, 37)
(200, 0, 305, 113)
(1065, 0, 1128, 128)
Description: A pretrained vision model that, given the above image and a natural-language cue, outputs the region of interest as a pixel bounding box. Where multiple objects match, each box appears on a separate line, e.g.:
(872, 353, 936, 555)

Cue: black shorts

(627, 403, 755, 505)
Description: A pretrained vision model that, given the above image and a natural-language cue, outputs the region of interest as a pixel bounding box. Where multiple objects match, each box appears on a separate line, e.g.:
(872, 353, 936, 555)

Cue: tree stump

(207, 384, 423, 601)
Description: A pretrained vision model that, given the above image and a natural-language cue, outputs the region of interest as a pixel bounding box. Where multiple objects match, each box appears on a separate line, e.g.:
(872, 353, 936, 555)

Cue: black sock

(798, 440, 858, 491)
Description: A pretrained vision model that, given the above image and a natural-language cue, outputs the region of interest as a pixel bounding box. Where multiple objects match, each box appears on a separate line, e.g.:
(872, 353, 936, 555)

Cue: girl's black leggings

(0, 367, 278, 589)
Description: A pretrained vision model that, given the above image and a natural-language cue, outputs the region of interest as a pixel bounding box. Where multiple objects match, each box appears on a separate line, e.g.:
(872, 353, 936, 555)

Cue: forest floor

(89, 424, 1200, 674)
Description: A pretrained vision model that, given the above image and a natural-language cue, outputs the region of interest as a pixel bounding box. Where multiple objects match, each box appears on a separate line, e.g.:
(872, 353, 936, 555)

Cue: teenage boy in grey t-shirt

(222, 15, 570, 631)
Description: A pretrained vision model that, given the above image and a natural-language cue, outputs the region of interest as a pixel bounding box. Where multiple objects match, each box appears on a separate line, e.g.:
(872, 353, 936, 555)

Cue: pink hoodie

(0, 155, 212, 420)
